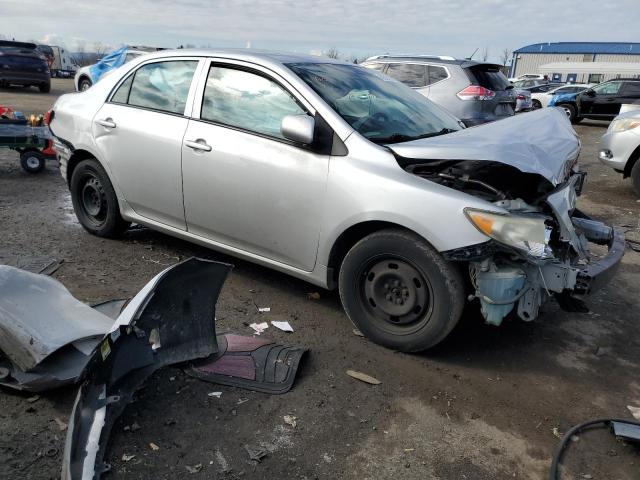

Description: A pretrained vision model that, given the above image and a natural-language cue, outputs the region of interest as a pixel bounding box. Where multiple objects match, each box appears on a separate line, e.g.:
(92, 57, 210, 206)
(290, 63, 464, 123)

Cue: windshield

(287, 63, 461, 144)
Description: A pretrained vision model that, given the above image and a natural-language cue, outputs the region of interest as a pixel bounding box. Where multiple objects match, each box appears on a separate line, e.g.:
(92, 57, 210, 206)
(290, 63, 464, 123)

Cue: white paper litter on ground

(249, 322, 269, 335)
(208, 391, 222, 398)
(258, 307, 271, 313)
(271, 321, 294, 332)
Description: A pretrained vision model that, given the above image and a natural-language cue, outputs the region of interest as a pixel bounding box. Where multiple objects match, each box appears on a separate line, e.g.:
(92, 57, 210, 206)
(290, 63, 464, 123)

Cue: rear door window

(621, 82, 640, 97)
(126, 60, 198, 114)
(385, 63, 427, 88)
(427, 65, 448, 85)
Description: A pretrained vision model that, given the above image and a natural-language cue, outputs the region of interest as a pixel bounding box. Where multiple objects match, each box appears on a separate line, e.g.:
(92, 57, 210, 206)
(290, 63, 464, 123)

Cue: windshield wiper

(375, 128, 458, 144)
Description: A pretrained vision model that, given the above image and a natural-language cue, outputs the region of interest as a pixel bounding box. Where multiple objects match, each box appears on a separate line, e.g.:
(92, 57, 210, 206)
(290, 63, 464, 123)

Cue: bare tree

(93, 41, 107, 58)
(499, 48, 512, 67)
(481, 46, 489, 62)
(323, 47, 340, 59)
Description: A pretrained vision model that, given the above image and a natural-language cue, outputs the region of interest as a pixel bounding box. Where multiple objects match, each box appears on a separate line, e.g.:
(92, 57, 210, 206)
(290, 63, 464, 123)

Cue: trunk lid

(463, 63, 515, 118)
(387, 108, 580, 186)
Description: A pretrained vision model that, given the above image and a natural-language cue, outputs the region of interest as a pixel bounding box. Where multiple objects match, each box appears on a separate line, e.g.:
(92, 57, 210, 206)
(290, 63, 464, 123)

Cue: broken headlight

(464, 208, 550, 258)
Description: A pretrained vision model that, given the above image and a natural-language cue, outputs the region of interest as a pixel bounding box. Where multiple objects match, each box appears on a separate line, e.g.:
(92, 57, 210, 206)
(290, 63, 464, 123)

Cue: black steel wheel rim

(359, 256, 433, 332)
(80, 173, 107, 225)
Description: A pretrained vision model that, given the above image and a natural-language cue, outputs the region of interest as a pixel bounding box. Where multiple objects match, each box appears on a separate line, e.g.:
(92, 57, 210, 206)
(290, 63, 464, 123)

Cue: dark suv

(0, 41, 51, 93)
(576, 79, 640, 121)
(361, 55, 515, 126)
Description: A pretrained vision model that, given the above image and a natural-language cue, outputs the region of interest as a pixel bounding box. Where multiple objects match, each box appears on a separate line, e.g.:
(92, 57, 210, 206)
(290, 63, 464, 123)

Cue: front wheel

(70, 158, 131, 237)
(79, 78, 92, 91)
(532, 99, 542, 109)
(631, 161, 640, 197)
(338, 229, 465, 352)
(558, 103, 580, 123)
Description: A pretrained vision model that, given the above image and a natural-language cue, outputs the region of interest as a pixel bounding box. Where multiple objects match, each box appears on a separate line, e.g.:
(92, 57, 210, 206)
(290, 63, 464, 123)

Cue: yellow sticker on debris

(100, 340, 111, 360)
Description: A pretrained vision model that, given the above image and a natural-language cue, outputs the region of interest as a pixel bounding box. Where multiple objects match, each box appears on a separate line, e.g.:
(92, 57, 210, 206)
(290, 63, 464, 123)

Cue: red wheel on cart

(20, 150, 46, 173)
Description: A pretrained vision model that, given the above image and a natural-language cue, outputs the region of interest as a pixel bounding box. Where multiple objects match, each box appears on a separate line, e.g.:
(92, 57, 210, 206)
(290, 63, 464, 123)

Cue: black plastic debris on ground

(61, 258, 232, 480)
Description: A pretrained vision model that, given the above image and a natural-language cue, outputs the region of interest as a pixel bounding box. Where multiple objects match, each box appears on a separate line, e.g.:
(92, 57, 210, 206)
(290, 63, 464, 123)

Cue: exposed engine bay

(402, 158, 625, 326)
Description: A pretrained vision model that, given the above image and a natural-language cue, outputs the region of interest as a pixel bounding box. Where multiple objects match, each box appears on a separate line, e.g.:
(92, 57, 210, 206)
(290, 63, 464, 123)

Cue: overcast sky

(1, 0, 639, 62)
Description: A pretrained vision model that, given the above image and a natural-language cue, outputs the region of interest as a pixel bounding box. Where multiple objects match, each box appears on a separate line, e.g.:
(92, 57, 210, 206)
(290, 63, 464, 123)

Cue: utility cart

(0, 120, 56, 174)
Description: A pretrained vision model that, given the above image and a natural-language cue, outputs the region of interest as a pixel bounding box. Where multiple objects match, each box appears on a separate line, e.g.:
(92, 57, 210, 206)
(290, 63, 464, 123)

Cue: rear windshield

(465, 65, 510, 91)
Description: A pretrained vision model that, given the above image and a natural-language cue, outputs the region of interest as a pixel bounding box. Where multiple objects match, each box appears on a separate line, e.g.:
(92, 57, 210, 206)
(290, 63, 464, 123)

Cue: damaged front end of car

(391, 109, 625, 326)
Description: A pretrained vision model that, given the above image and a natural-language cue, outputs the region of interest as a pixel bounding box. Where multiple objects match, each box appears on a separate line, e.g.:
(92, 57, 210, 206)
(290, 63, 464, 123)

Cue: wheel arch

(326, 220, 420, 289)
(65, 149, 97, 185)
(623, 143, 640, 178)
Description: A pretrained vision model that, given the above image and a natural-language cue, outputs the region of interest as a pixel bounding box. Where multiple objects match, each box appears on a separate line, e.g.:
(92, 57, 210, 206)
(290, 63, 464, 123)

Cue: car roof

(135, 48, 348, 68)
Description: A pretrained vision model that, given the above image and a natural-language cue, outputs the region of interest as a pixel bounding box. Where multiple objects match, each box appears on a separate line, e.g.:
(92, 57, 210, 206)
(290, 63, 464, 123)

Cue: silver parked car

(50, 49, 624, 353)
(599, 110, 640, 195)
(361, 55, 516, 126)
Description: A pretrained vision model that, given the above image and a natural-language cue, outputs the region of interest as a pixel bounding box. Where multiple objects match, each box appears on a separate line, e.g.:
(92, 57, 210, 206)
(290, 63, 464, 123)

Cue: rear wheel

(631, 161, 640, 197)
(39, 82, 51, 93)
(70, 158, 131, 237)
(338, 229, 465, 352)
(532, 99, 542, 109)
(20, 150, 45, 173)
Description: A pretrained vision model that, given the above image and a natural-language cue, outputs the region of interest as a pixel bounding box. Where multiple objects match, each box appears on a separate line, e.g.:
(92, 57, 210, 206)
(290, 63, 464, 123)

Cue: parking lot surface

(1, 79, 639, 479)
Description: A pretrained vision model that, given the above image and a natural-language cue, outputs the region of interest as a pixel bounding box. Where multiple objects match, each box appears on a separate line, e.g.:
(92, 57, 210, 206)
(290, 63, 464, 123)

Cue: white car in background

(74, 49, 150, 91)
(508, 73, 545, 83)
(531, 84, 593, 110)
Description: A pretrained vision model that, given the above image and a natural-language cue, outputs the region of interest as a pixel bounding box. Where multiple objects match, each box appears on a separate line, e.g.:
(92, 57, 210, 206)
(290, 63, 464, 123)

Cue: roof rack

(365, 54, 457, 61)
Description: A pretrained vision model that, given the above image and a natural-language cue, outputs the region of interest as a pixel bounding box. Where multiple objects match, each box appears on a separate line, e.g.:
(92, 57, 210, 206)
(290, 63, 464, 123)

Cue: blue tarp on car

(88, 46, 127, 83)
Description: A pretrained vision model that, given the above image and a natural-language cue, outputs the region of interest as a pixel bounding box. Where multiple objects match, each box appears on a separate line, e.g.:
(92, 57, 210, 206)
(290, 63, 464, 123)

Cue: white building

(510, 42, 640, 83)
(538, 62, 640, 83)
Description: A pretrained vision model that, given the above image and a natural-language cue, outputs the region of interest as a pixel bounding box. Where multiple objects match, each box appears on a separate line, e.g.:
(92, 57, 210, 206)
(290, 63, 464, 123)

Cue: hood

(388, 108, 580, 186)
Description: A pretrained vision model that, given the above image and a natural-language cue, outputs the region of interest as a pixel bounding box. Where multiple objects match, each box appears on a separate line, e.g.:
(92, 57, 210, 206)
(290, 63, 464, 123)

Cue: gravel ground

(1, 79, 639, 479)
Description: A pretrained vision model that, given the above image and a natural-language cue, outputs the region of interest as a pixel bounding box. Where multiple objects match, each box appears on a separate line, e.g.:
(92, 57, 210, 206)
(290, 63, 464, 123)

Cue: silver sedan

(599, 110, 640, 196)
(50, 49, 623, 352)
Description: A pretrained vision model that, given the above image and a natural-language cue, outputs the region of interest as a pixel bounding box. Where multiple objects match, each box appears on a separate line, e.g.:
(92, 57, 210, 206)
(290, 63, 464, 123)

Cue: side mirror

(281, 114, 315, 145)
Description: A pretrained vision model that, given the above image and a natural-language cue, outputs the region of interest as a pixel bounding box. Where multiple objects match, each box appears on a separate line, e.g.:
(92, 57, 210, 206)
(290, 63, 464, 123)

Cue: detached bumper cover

(574, 220, 626, 294)
(61, 258, 232, 480)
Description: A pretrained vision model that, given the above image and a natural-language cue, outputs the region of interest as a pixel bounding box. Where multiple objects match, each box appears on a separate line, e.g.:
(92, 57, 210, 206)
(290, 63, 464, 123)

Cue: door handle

(185, 139, 212, 152)
(96, 118, 116, 128)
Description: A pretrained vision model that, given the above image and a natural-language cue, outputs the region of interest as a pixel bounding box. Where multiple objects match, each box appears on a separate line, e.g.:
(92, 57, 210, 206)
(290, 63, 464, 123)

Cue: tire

(338, 229, 465, 352)
(70, 158, 131, 237)
(631, 161, 640, 197)
(39, 82, 51, 93)
(557, 103, 579, 123)
(532, 99, 542, 110)
(20, 150, 45, 173)
(79, 78, 92, 91)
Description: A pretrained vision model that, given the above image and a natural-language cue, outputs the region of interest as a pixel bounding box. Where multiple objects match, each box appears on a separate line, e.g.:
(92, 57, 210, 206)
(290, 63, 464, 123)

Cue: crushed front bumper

(573, 218, 626, 295)
(446, 215, 625, 326)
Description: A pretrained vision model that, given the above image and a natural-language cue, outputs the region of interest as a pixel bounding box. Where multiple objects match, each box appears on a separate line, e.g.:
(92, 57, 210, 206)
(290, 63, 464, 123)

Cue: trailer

(37, 44, 79, 78)
(0, 107, 56, 173)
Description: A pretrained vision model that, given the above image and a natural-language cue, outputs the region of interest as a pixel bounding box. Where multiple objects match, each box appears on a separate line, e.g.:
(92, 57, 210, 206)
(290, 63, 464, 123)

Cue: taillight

(457, 85, 495, 101)
(516, 94, 525, 100)
(44, 109, 54, 125)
